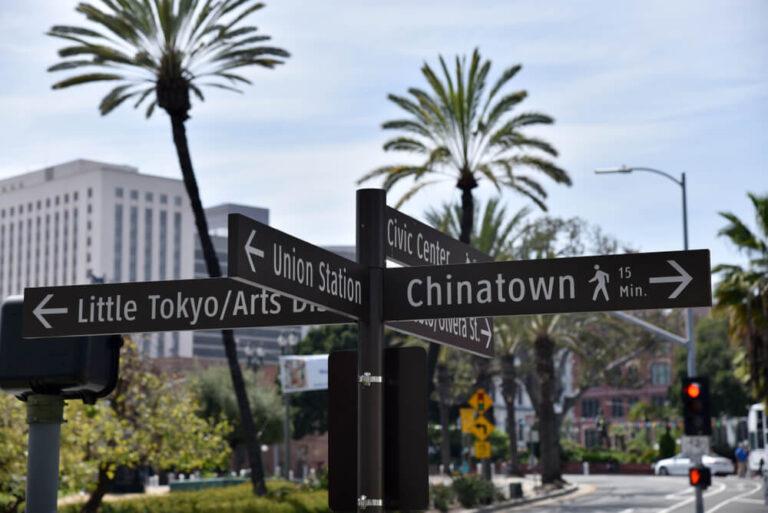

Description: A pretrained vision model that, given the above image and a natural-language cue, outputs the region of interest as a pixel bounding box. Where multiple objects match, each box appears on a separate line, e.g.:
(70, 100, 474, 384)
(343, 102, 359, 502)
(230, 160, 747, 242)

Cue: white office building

(0, 159, 196, 356)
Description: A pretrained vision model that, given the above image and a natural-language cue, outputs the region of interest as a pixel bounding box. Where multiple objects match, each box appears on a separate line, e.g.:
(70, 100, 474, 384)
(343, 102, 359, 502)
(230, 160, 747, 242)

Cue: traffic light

(688, 466, 711, 489)
(682, 377, 711, 436)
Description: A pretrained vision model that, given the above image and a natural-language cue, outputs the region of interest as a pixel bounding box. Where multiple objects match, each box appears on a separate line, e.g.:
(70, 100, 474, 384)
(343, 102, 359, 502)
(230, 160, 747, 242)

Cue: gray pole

(682, 172, 697, 378)
(282, 345, 291, 480)
(681, 171, 704, 513)
(356, 189, 386, 512)
(26, 394, 65, 513)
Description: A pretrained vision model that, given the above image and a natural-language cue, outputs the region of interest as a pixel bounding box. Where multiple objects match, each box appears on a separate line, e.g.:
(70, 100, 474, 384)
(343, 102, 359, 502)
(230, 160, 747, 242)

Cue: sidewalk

(428, 473, 579, 511)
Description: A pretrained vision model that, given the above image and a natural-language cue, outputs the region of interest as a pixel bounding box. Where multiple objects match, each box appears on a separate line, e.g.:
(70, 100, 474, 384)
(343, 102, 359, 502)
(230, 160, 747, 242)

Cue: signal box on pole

(682, 377, 712, 436)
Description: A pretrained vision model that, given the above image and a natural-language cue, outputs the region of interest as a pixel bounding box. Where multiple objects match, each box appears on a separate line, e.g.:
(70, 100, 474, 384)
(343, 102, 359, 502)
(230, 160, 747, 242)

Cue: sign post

(355, 189, 386, 512)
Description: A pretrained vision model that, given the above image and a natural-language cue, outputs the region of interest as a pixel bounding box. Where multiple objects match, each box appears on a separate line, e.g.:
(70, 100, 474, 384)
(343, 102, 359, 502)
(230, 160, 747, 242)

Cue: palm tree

(495, 318, 525, 476)
(425, 198, 528, 474)
(47, 0, 289, 495)
(714, 193, 768, 400)
(360, 47, 570, 243)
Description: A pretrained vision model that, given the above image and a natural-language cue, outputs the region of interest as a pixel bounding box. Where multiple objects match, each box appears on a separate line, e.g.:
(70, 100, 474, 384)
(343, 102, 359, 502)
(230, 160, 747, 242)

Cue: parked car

(652, 454, 735, 476)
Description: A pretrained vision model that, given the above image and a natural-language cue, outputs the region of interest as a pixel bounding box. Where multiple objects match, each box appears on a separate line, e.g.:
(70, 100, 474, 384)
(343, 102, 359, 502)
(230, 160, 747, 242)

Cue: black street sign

(383, 249, 712, 321)
(228, 214, 366, 319)
(22, 278, 346, 338)
(384, 207, 495, 357)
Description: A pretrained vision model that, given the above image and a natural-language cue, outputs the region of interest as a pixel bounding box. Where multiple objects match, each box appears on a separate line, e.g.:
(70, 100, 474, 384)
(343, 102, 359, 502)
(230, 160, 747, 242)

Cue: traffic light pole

(356, 189, 386, 512)
(26, 394, 64, 513)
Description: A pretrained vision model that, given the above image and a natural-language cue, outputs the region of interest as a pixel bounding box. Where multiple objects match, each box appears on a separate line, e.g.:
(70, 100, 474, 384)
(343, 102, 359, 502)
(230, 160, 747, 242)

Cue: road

(510, 474, 766, 513)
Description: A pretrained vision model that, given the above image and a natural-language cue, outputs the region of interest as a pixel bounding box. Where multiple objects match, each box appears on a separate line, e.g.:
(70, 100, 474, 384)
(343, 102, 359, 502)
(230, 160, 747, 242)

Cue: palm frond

(52, 73, 125, 89)
(395, 180, 441, 209)
(718, 212, 762, 251)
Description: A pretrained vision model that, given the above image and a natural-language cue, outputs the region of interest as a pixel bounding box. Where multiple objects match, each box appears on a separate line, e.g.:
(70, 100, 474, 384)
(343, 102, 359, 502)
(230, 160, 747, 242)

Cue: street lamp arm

(627, 167, 683, 187)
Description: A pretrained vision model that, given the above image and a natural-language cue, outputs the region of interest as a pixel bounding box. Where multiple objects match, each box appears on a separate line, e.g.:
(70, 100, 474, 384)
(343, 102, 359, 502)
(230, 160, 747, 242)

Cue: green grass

(59, 481, 329, 513)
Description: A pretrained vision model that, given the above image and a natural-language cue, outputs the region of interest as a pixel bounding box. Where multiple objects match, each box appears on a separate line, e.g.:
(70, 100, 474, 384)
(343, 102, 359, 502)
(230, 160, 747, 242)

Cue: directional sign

(469, 415, 494, 441)
(468, 388, 493, 413)
(228, 214, 366, 319)
(383, 250, 711, 321)
(474, 440, 491, 460)
(384, 207, 495, 357)
(22, 278, 346, 338)
(460, 407, 476, 434)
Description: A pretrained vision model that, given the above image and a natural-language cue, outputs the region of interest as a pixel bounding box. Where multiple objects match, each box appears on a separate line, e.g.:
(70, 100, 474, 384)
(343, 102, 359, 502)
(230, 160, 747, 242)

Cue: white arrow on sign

(33, 294, 68, 329)
(244, 229, 265, 272)
(649, 260, 693, 299)
(481, 318, 493, 349)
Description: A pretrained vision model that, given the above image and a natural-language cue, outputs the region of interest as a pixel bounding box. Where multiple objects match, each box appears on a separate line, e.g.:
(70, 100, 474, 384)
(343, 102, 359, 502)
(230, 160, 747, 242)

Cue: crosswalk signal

(688, 466, 711, 489)
(682, 377, 711, 436)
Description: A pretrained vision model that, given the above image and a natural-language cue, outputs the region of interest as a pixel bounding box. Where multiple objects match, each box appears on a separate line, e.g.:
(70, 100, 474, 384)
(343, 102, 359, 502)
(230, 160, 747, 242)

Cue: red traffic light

(685, 382, 701, 399)
(688, 466, 711, 488)
(689, 467, 702, 485)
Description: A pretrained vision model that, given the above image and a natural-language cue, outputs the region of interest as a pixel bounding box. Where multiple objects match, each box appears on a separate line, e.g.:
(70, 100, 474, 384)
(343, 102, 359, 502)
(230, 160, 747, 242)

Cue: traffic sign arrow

(649, 260, 692, 299)
(245, 229, 265, 272)
(480, 318, 492, 349)
(32, 294, 68, 329)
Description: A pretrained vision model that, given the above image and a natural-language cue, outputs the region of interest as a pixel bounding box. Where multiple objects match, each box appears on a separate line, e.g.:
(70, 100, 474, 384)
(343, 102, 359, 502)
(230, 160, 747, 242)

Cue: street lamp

(594, 165, 696, 378)
(277, 331, 299, 480)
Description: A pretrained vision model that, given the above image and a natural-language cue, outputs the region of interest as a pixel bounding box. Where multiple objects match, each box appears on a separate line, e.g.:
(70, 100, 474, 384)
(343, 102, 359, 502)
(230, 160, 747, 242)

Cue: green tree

(714, 193, 768, 401)
(670, 315, 752, 415)
(47, 0, 289, 495)
(360, 48, 570, 241)
(0, 393, 25, 513)
(62, 339, 231, 513)
(193, 366, 283, 448)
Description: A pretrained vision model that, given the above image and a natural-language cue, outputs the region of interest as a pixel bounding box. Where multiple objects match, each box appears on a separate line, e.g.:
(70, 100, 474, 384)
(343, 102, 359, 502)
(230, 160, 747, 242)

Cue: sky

(0, 0, 766, 270)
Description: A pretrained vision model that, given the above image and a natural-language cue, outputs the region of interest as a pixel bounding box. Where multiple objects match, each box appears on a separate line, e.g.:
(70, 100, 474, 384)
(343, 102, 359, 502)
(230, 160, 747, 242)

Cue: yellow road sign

(468, 388, 492, 413)
(460, 407, 475, 434)
(469, 414, 494, 441)
(474, 440, 491, 459)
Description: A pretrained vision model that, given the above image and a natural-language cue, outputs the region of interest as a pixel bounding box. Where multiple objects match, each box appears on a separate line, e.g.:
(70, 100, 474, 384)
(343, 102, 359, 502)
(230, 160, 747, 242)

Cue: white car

(653, 453, 735, 476)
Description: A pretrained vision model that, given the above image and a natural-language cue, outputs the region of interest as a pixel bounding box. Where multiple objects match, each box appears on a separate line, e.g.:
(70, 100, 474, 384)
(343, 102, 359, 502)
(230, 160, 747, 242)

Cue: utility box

(0, 297, 121, 402)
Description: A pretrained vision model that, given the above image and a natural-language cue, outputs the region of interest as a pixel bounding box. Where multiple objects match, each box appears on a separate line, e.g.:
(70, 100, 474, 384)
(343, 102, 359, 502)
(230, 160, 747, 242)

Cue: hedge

(59, 482, 329, 513)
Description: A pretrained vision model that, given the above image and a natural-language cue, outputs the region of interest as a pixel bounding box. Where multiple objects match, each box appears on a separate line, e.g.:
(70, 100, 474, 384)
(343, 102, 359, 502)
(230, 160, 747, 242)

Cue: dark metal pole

(26, 394, 64, 513)
(356, 189, 386, 512)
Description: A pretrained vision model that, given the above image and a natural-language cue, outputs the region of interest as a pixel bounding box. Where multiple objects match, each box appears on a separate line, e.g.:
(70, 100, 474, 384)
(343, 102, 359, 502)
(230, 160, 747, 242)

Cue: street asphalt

(504, 474, 766, 513)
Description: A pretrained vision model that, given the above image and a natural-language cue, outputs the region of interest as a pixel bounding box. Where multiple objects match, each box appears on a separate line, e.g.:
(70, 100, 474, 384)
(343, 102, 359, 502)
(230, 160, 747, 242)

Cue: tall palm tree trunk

(533, 334, 562, 485)
(169, 114, 267, 495)
(437, 362, 452, 474)
(501, 354, 522, 476)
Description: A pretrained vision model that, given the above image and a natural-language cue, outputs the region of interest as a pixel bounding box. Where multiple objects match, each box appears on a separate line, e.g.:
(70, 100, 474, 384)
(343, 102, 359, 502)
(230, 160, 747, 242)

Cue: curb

(471, 484, 579, 512)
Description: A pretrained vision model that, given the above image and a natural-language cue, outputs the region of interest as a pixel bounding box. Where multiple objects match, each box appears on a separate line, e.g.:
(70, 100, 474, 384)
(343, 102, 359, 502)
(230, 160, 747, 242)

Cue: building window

(87, 187, 92, 198)
(144, 208, 153, 280)
(145, 192, 153, 202)
(159, 211, 167, 279)
(113, 205, 123, 281)
(585, 429, 600, 448)
(173, 212, 181, 279)
(174, 196, 182, 206)
(115, 187, 124, 198)
(62, 210, 69, 285)
(72, 208, 78, 283)
(129, 206, 138, 281)
(611, 398, 624, 418)
(651, 395, 667, 408)
(650, 362, 671, 386)
(582, 398, 600, 418)
(160, 194, 167, 205)
(172, 332, 180, 356)
(130, 190, 138, 200)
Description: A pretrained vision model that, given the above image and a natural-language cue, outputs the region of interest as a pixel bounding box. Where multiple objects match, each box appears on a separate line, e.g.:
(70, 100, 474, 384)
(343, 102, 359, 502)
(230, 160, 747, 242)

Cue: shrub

(431, 484, 455, 512)
(451, 475, 495, 508)
(58, 481, 329, 513)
